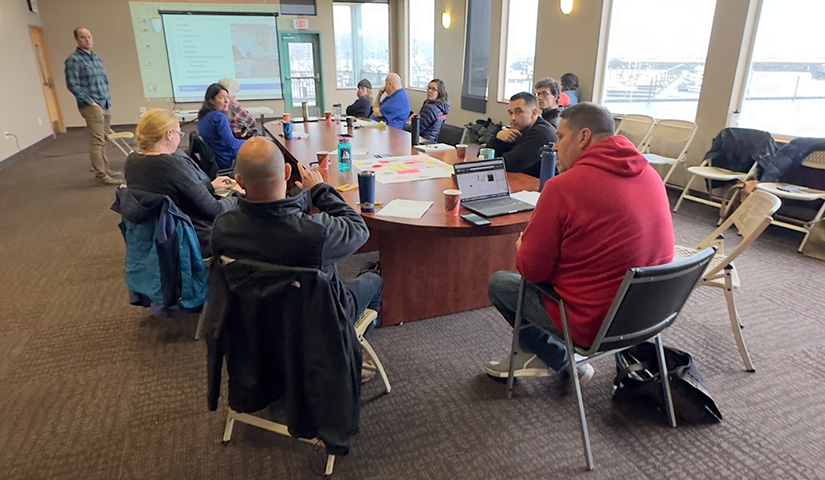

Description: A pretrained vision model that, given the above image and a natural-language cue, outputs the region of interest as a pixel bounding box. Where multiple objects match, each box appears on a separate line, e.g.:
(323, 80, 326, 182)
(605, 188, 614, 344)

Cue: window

(462, 0, 492, 113)
(333, 1, 390, 89)
(737, 0, 825, 137)
(501, 0, 538, 101)
(408, 0, 435, 89)
(601, 0, 716, 121)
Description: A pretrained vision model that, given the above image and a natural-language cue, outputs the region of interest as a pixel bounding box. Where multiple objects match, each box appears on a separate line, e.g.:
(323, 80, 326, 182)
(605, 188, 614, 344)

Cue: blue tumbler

(539, 143, 556, 191)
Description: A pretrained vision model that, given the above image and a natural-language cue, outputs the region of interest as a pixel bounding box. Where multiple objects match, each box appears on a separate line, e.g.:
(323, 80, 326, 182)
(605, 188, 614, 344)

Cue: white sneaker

(484, 350, 552, 378)
(577, 363, 595, 386)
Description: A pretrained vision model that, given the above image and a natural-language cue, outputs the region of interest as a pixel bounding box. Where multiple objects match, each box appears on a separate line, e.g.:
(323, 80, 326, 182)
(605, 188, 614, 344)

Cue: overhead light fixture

(560, 0, 573, 15)
(442, 11, 451, 29)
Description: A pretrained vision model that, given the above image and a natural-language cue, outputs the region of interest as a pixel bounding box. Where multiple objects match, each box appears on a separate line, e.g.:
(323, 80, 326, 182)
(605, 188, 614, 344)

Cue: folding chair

(107, 129, 134, 157)
(673, 190, 781, 371)
(505, 248, 715, 470)
(614, 114, 655, 149)
(639, 119, 698, 185)
(755, 150, 825, 252)
(674, 128, 776, 217)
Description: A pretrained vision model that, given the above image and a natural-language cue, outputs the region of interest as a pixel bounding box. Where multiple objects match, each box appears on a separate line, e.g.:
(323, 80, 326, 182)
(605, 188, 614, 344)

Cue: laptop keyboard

(469, 197, 523, 209)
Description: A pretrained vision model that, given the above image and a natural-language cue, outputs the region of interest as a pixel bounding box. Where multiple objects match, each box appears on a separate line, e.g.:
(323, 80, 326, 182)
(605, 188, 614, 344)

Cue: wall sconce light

(560, 0, 573, 15)
(442, 11, 451, 29)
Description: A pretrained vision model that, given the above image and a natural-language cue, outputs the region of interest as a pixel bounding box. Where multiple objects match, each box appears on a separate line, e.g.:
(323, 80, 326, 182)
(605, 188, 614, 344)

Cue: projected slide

(161, 12, 282, 102)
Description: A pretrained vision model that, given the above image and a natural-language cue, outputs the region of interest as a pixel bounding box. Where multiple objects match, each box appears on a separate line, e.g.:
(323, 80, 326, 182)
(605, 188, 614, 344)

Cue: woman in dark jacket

(410, 79, 450, 141)
(197, 83, 245, 169)
(346, 79, 373, 118)
(125, 108, 241, 255)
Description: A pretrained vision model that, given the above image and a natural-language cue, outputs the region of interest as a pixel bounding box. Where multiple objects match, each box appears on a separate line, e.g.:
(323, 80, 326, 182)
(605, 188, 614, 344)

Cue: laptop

(453, 158, 535, 217)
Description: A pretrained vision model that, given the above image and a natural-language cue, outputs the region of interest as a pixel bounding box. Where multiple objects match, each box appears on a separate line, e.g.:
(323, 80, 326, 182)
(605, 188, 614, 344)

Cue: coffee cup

(282, 113, 291, 123)
(443, 189, 461, 215)
(455, 144, 468, 162)
(478, 148, 495, 160)
(316, 151, 330, 170)
(325, 111, 332, 122)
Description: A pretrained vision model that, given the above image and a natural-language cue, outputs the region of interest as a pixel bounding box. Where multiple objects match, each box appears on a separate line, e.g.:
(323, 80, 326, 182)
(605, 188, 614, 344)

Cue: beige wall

(0, 0, 53, 163)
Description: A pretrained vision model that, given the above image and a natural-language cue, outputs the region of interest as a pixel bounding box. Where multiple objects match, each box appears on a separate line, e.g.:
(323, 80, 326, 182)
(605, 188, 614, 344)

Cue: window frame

(332, 1, 390, 91)
(406, 0, 436, 91)
(498, 0, 540, 103)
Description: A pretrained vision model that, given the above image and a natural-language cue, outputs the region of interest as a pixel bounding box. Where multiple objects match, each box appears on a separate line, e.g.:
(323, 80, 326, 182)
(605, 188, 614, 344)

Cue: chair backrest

(436, 123, 468, 146)
(614, 114, 655, 149)
(802, 150, 825, 170)
(188, 130, 219, 180)
(586, 247, 715, 354)
(641, 119, 697, 161)
(697, 190, 781, 278)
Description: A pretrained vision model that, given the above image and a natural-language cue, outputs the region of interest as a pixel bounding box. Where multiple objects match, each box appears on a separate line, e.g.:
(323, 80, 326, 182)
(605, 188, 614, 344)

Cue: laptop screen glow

(454, 158, 511, 202)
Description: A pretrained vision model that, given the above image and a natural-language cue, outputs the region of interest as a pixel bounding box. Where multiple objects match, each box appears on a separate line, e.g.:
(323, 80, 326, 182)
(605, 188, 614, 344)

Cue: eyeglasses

(427, 86, 438, 92)
(535, 91, 551, 97)
(171, 130, 185, 138)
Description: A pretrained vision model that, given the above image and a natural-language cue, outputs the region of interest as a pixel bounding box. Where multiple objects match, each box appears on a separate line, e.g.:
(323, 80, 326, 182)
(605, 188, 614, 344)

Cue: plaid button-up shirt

(64, 48, 111, 110)
(228, 101, 257, 136)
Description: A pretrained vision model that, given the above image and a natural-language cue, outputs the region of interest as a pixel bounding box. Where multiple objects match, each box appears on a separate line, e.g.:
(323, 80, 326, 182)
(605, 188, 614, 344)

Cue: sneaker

(577, 363, 595, 386)
(99, 175, 124, 186)
(484, 350, 552, 378)
(361, 360, 377, 384)
(108, 170, 123, 178)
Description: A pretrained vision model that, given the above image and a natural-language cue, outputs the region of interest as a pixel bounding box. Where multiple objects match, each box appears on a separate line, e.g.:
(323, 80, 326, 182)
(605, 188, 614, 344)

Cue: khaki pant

(79, 104, 112, 179)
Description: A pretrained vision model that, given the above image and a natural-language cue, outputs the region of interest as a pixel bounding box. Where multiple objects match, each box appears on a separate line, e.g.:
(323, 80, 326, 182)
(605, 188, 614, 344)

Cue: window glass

(409, 0, 435, 89)
(333, 2, 390, 89)
(501, 0, 539, 100)
(601, 0, 716, 121)
(738, 0, 825, 136)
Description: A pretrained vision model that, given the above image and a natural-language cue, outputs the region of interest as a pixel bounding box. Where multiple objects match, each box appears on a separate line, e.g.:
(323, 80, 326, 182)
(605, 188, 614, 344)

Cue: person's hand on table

(211, 176, 234, 190)
(231, 183, 245, 194)
(295, 162, 323, 190)
(496, 128, 521, 143)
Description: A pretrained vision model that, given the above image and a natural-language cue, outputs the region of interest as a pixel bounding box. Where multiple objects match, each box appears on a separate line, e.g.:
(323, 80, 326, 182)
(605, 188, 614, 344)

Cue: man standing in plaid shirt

(64, 27, 123, 185)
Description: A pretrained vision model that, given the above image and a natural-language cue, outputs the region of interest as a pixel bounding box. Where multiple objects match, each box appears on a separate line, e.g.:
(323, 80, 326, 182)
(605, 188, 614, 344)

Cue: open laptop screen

(454, 158, 511, 202)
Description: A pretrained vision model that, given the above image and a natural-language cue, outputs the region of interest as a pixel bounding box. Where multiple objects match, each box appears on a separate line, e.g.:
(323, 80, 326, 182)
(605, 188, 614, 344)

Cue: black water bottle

(411, 114, 420, 146)
(539, 143, 557, 191)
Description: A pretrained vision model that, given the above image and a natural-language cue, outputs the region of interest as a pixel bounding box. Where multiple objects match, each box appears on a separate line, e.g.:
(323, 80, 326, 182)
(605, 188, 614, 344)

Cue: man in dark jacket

(487, 92, 557, 177)
(535, 77, 562, 128)
(210, 137, 382, 324)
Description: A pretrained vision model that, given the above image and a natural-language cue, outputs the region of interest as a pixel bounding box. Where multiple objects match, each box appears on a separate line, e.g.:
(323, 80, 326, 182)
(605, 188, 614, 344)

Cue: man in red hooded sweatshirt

(484, 102, 674, 384)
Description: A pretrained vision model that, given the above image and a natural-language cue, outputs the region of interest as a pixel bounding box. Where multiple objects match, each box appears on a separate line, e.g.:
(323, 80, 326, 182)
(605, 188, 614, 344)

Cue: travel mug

(539, 143, 557, 191)
(358, 170, 376, 212)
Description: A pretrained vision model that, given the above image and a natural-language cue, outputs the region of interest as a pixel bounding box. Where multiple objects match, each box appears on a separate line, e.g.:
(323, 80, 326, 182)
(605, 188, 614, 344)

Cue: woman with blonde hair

(124, 108, 241, 255)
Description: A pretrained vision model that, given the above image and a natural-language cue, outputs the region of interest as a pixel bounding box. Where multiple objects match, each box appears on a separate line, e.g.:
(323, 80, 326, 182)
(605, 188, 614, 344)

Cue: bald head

(234, 137, 288, 201)
(384, 73, 403, 95)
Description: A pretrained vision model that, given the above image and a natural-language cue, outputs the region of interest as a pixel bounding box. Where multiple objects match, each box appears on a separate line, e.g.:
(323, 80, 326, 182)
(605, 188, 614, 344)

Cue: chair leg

(654, 334, 677, 428)
(673, 174, 697, 212)
(723, 272, 755, 372)
(360, 337, 391, 394)
(798, 202, 825, 253)
(506, 280, 527, 400)
(323, 454, 335, 477)
(194, 306, 206, 340)
(222, 410, 236, 443)
(565, 340, 594, 470)
(661, 161, 678, 186)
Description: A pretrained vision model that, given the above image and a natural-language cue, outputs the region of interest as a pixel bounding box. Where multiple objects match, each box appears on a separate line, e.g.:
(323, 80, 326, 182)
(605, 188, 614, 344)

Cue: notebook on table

(453, 158, 535, 217)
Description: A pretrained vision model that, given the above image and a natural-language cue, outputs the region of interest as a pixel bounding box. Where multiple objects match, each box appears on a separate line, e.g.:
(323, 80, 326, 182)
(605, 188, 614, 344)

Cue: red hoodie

(516, 135, 674, 347)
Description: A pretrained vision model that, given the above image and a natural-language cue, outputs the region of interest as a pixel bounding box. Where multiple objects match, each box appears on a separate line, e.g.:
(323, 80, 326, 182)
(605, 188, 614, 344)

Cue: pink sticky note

(379, 160, 390, 164)
(404, 160, 416, 164)
(397, 168, 420, 174)
(372, 164, 383, 168)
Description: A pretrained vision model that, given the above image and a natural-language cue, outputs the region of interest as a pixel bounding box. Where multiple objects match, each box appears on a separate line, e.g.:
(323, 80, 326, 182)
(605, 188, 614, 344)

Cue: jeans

(79, 104, 112, 179)
(488, 271, 569, 372)
(344, 272, 383, 328)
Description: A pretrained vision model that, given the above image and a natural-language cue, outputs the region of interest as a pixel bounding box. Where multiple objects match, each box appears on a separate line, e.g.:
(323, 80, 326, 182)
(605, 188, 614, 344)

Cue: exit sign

(293, 19, 309, 30)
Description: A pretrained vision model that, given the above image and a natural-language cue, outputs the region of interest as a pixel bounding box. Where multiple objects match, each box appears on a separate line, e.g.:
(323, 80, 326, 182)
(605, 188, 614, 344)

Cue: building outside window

(501, 0, 538, 100)
(333, 1, 390, 89)
(408, 0, 435, 89)
(737, 0, 825, 137)
(601, 0, 716, 121)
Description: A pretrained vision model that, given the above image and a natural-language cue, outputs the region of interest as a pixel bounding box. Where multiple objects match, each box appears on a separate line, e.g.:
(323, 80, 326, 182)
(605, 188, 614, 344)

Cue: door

(28, 26, 65, 134)
(280, 32, 324, 115)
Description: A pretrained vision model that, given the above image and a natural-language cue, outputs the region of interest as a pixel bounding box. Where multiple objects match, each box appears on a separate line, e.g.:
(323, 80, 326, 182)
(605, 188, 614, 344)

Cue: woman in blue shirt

(197, 83, 245, 169)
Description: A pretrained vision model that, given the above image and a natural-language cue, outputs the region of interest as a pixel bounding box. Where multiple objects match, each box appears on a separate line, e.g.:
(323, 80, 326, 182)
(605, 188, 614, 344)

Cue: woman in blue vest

(197, 83, 245, 170)
(409, 79, 450, 141)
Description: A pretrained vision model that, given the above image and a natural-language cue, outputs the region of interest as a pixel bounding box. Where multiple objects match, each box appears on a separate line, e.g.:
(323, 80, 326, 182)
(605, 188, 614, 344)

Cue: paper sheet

(510, 190, 541, 206)
(375, 199, 433, 219)
(352, 154, 453, 184)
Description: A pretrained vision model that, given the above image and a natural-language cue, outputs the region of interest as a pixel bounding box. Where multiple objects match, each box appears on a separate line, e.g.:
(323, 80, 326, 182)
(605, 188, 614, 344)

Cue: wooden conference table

(263, 119, 538, 326)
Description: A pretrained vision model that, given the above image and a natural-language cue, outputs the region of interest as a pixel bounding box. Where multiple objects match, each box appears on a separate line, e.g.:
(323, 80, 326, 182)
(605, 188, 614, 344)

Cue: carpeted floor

(0, 129, 823, 479)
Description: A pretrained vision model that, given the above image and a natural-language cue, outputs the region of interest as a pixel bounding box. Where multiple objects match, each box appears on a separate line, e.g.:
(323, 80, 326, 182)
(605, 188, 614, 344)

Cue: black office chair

(505, 247, 715, 470)
(435, 123, 468, 146)
(188, 131, 234, 180)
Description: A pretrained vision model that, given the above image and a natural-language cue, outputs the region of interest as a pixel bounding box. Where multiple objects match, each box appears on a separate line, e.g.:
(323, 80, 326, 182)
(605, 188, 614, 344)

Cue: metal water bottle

(539, 143, 557, 191)
(410, 114, 420, 146)
(301, 101, 309, 122)
(337, 137, 352, 172)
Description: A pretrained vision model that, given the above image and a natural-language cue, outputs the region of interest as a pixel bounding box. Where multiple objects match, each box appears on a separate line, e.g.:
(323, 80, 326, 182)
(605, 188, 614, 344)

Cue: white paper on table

(510, 190, 541, 206)
(375, 199, 433, 219)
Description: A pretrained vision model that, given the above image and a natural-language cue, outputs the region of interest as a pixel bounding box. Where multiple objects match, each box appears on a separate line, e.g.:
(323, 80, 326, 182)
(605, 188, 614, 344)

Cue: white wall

(0, 0, 54, 163)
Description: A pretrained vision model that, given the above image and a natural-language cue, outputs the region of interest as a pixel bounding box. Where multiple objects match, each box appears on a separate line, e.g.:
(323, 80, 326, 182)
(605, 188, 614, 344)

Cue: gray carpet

(0, 129, 823, 479)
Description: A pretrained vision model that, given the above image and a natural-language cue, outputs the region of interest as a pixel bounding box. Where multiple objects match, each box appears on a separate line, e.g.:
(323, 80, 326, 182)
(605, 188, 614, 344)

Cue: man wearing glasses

(487, 92, 557, 178)
(64, 27, 123, 185)
(534, 77, 562, 128)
